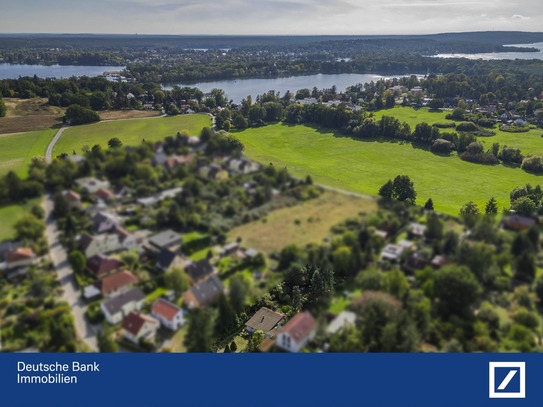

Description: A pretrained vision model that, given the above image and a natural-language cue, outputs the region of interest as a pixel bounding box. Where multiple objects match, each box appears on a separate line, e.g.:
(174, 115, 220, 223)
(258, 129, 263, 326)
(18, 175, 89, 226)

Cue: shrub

(433, 122, 456, 129)
(431, 138, 453, 154)
(499, 147, 524, 165)
(456, 121, 479, 132)
(521, 155, 543, 174)
(64, 104, 100, 125)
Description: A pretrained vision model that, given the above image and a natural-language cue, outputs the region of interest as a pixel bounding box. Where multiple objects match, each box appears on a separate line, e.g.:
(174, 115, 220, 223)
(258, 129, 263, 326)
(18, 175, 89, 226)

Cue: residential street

(42, 194, 99, 351)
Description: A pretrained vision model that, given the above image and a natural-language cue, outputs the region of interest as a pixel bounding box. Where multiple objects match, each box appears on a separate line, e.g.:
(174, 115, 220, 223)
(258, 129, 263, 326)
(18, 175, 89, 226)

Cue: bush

(460, 142, 499, 165)
(85, 302, 104, 324)
(64, 104, 100, 125)
(456, 121, 479, 132)
(521, 155, 543, 174)
(499, 147, 524, 165)
(431, 138, 454, 154)
(433, 122, 456, 129)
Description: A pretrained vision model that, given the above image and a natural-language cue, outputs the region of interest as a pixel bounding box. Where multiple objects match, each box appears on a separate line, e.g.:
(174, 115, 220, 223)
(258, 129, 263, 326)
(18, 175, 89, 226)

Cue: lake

(0, 63, 126, 80)
(163, 73, 421, 103)
(433, 42, 543, 61)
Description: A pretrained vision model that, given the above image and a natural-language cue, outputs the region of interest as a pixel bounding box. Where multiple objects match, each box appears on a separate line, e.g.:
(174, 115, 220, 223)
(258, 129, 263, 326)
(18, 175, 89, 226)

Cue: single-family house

(148, 230, 182, 252)
(185, 259, 216, 284)
(245, 307, 285, 338)
(100, 287, 146, 324)
(92, 211, 120, 234)
(326, 311, 357, 335)
(75, 177, 110, 194)
(112, 225, 142, 250)
(183, 275, 224, 308)
(152, 152, 168, 167)
(80, 233, 122, 258)
(502, 214, 536, 231)
(63, 190, 83, 210)
(98, 270, 139, 298)
(227, 157, 261, 175)
(276, 311, 316, 353)
(95, 188, 115, 202)
(407, 223, 427, 239)
(87, 254, 123, 277)
(156, 248, 188, 271)
(379, 240, 414, 264)
(199, 164, 229, 181)
(0, 241, 24, 262)
(165, 155, 194, 172)
(122, 311, 159, 344)
(151, 298, 184, 330)
(5, 248, 36, 270)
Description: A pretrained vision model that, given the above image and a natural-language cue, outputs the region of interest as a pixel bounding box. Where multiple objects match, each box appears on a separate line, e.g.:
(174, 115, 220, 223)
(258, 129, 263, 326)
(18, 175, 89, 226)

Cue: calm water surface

(0, 63, 125, 79)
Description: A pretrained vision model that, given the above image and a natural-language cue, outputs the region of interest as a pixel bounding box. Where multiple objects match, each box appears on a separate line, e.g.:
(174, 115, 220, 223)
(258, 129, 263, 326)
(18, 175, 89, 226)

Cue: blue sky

(1, 0, 541, 35)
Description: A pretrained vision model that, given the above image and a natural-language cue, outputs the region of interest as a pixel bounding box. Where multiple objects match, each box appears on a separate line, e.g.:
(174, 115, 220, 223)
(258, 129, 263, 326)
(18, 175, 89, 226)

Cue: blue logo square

(494, 367, 520, 393)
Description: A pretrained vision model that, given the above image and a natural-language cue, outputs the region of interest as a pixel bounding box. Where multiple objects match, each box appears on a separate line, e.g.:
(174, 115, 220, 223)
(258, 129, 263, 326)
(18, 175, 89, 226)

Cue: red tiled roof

(100, 270, 138, 296)
(113, 225, 131, 243)
(65, 190, 81, 201)
(122, 312, 158, 336)
(6, 247, 35, 263)
(151, 298, 182, 321)
(278, 311, 316, 344)
(95, 188, 114, 200)
(87, 254, 123, 277)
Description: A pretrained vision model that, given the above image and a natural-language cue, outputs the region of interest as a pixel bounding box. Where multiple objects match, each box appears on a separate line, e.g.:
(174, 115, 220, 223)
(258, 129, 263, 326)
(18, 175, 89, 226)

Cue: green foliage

(65, 104, 100, 125)
(433, 265, 481, 319)
(68, 250, 86, 274)
(379, 175, 416, 204)
(97, 327, 118, 352)
(459, 201, 480, 228)
(108, 137, 123, 148)
(511, 196, 537, 216)
(485, 197, 498, 214)
(184, 309, 215, 352)
(521, 155, 543, 174)
(165, 267, 190, 300)
(14, 213, 45, 241)
(0, 97, 6, 117)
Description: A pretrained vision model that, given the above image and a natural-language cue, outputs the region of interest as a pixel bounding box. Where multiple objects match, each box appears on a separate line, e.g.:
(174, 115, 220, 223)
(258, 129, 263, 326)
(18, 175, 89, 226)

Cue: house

(183, 275, 224, 308)
(379, 240, 414, 264)
(95, 188, 115, 202)
(244, 248, 259, 259)
(245, 307, 285, 338)
(276, 311, 316, 353)
(137, 188, 183, 208)
(112, 225, 143, 250)
(502, 214, 536, 231)
(407, 223, 427, 239)
(227, 157, 261, 175)
(151, 298, 184, 330)
(5, 248, 36, 270)
(165, 155, 194, 172)
(199, 164, 229, 180)
(101, 287, 146, 324)
(156, 248, 188, 271)
(0, 241, 24, 262)
(221, 242, 239, 256)
(185, 259, 216, 284)
(152, 152, 168, 167)
(148, 230, 182, 252)
(98, 270, 139, 297)
(87, 254, 123, 277)
(80, 233, 122, 258)
(409, 86, 424, 95)
(63, 190, 82, 210)
(92, 211, 120, 233)
(75, 177, 110, 194)
(431, 255, 449, 269)
(326, 311, 357, 335)
(122, 311, 159, 344)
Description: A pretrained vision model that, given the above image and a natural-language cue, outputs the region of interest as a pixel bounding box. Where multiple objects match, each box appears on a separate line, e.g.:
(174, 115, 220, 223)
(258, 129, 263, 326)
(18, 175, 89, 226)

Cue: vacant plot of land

(0, 98, 65, 134)
(235, 123, 543, 214)
(53, 114, 211, 155)
(99, 110, 162, 121)
(375, 106, 543, 155)
(0, 129, 57, 176)
(228, 191, 376, 254)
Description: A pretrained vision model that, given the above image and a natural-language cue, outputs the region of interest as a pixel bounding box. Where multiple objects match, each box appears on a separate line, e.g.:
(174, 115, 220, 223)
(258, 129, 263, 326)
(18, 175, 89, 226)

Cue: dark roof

(79, 233, 95, 252)
(185, 259, 215, 282)
(156, 248, 177, 270)
(102, 287, 145, 316)
(503, 215, 536, 231)
(87, 254, 123, 277)
(245, 307, 285, 334)
(149, 230, 182, 249)
(279, 311, 316, 344)
(190, 275, 224, 307)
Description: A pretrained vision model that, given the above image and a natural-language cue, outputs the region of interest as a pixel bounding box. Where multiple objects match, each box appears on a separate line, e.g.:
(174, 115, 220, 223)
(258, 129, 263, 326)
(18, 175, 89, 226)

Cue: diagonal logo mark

(497, 370, 517, 390)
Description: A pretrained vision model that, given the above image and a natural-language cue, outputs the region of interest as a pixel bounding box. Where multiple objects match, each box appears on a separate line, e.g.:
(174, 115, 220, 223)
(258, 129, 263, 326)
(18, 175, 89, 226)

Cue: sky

(1, 0, 542, 35)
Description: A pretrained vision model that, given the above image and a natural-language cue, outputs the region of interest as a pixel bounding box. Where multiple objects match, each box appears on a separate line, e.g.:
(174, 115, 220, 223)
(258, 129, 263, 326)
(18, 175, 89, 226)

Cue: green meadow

(375, 106, 543, 155)
(235, 123, 543, 214)
(53, 114, 211, 156)
(0, 128, 58, 177)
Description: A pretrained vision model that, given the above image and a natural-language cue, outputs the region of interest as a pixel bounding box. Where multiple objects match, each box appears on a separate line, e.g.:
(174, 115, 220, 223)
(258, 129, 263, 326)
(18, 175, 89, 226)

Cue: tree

(378, 180, 394, 200)
(68, 250, 86, 274)
(14, 214, 45, 241)
(108, 137, 123, 148)
(424, 198, 434, 211)
(459, 201, 480, 229)
(246, 330, 264, 352)
(165, 267, 190, 300)
(184, 309, 215, 352)
(0, 98, 6, 117)
(64, 104, 100, 125)
(433, 265, 481, 319)
(425, 212, 444, 241)
(485, 197, 498, 215)
(229, 275, 249, 313)
(291, 285, 304, 312)
(392, 175, 416, 203)
(332, 246, 356, 277)
(215, 294, 237, 336)
(515, 251, 536, 284)
(511, 196, 537, 216)
(97, 327, 118, 352)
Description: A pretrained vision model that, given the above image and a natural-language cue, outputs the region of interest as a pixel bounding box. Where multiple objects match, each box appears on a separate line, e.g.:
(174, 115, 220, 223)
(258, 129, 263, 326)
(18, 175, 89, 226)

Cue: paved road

(45, 125, 69, 162)
(42, 194, 99, 351)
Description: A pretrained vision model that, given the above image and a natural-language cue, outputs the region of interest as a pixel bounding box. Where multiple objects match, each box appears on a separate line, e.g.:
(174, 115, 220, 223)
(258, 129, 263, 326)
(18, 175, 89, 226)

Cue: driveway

(42, 194, 99, 351)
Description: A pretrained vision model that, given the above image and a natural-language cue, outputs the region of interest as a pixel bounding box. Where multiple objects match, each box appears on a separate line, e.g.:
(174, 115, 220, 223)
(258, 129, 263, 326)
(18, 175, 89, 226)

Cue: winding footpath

(44, 125, 99, 351)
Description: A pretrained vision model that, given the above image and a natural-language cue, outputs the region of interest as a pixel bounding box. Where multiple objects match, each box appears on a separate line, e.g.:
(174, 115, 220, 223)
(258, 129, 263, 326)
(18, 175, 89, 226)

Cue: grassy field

(53, 114, 211, 155)
(227, 191, 377, 254)
(0, 200, 38, 241)
(234, 123, 543, 214)
(375, 106, 543, 155)
(0, 128, 57, 177)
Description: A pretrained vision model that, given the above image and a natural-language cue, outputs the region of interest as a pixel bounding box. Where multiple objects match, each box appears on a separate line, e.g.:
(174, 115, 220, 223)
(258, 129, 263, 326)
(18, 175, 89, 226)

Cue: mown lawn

(0, 128, 57, 177)
(0, 200, 39, 242)
(235, 123, 543, 215)
(53, 114, 211, 156)
(228, 190, 376, 254)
